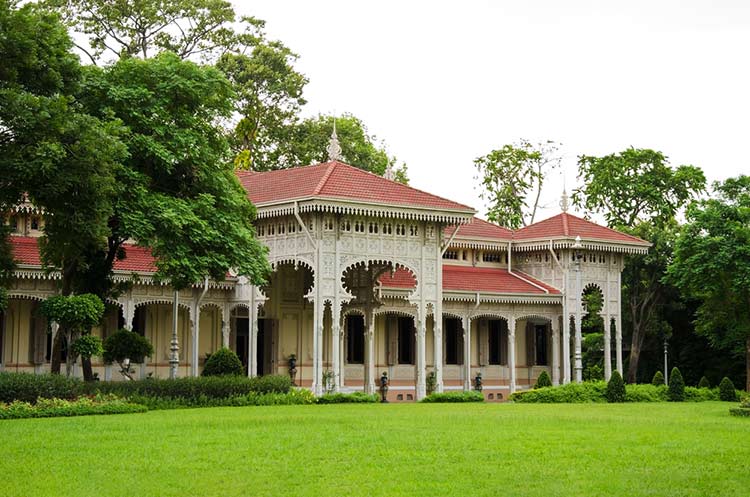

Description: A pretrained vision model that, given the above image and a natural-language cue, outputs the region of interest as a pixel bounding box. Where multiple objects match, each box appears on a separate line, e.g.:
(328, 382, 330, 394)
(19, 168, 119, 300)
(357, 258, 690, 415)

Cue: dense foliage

(668, 367, 686, 402)
(606, 371, 626, 403)
(534, 371, 552, 389)
(102, 329, 154, 365)
(511, 381, 725, 403)
(202, 348, 244, 377)
(0, 373, 82, 403)
(0, 394, 146, 420)
(719, 377, 737, 402)
(698, 376, 710, 389)
(420, 391, 484, 403)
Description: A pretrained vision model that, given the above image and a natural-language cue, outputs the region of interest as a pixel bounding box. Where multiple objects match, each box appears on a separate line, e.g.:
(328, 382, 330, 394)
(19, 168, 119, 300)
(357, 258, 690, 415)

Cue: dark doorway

(445, 318, 463, 365)
(535, 325, 549, 366)
(346, 315, 365, 364)
(397, 317, 415, 364)
(235, 317, 249, 375)
(256, 319, 268, 376)
(489, 319, 508, 365)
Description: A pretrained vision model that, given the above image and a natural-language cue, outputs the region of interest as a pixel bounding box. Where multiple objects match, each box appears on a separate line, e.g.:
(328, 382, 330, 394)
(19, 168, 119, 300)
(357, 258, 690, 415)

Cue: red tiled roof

(514, 212, 649, 245)
(10, 236, 157, 273)
(444, 217, 513, 241)
(378, 265, 560, 295)
(236, 161, 474, 212)
(442, 265, 560, 295)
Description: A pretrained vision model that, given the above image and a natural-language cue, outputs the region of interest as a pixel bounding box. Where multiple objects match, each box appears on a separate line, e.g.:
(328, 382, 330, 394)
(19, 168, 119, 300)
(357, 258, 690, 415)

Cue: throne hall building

(1, 156, 649, 401)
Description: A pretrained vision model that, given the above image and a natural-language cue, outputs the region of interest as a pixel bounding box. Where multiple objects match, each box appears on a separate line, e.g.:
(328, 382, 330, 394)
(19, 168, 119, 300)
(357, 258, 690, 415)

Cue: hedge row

(421, 391, 484, 403)
(510, 382, 736, 403)
(129, 388, 316, 410)
(86, 375, 293, 400)
(0, 394, 147, 420)
(316, 392, 379, 404)
(0, 373, 82, 403)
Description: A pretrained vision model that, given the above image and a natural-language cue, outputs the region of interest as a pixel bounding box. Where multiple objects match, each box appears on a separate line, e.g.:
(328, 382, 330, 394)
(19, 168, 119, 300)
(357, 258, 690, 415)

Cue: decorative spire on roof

(326, 118, 343, 161)
(560, 188, 570, 212)
(384, 162, 395, 181)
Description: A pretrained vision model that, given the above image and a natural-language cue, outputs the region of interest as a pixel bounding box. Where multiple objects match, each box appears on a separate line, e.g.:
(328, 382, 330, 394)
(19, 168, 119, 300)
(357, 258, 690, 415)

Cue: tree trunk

(627, 319, 644, 384)
(82, 357, 94, 382)
(50, 332, 63, 374)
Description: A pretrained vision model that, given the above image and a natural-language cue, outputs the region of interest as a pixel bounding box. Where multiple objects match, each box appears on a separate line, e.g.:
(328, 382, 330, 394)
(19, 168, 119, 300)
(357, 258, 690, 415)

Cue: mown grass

(1, 402, 748, 497)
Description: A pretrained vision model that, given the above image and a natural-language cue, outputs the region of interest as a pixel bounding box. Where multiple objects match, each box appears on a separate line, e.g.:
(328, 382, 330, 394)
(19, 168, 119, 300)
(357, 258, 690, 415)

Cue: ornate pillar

(603, 314, 612, 381)
(551, 316, 560, 386)
(365, 310, 376, 394)
(416, 310, 427, 400)
(122, 294, 135, 331)
(221, 318, 230, 348)
(562, 313, 571, 384)
(574, 313, 583, 383)
(248, 292, 259, 378)
(190, 304, 200, 377)
(615, 314, 623, 375)
(339, 316, 346, 389)
(462, 315, 471, 391)
(433, 314, 443, 394)
(508, 315, 517, 394)
(331, 301, 341, 392)
(169, 290, 180, 380)
(312, 297, 323, 396)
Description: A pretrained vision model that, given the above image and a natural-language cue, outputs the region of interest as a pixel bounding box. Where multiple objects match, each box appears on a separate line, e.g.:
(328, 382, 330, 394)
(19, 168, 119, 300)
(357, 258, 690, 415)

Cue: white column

(615, 314, 623, 375)
(551, 317, 560, 386)
(331, 302, 341, 392)
(190, 305, 200, 377)
(248, 298, 259, 378)
(462, 315, 471, 391)
(365, 310, 376, 394)
(339, 318, 346, 389)
(433, 315, 443, 393)
(169, 290, 179, 379)
(574, 313, 583, 383)
(416, 313, 427, 400)
(312, 299, 323, 396)
(603, 314, 612, 381)
(508, 315, 517, 394)
(221, 319, 230, 348)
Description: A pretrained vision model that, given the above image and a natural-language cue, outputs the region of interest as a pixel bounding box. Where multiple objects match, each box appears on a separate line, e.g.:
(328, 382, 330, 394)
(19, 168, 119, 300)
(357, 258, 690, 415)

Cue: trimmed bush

(684, 387, 720, 402)
(421, 391, 484, 403)
(103, 329, 154, 365)
(202, 348, 244, 377)
(606, 371, 626, 403)
(0, 394, 146, 420)
(316, 392, 379, 404)
(128, 388, 315, 410)
(668, 367, 685, 402)
(697, 376, 711, 389)
(510, 382, 607, 403)
(719, 377, 737, 402)
(651, 370, 665, 386)
(0, 373, 83, 404)
(534, 371, 552, 389)
(626, 384, 667, 402)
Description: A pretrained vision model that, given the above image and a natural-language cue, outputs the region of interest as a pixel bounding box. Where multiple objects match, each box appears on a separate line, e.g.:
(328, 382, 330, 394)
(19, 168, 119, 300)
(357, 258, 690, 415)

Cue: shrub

(421, 391, 484, 403)
(103, 329, 154, 365)
(719, 377, 737, 402)
(0, 373, 83, 404)
(697, 376, 711, 389)
(510, 382, 607, 403)
(625, 384, 667, 402)
(316, 392, 379, 404)
(202, 348, 244, 377)
(534, 371, 552, 389)
(730, 407, 750, 417)
(606, 371, 626, 403)
(684, 386, 719, 402)
(0, 394, 146, 420)
(125, 388, 315, 410)
(71, 334, 104, 359)
(651, 370, 665, 386)
(668, 367, 685, 402)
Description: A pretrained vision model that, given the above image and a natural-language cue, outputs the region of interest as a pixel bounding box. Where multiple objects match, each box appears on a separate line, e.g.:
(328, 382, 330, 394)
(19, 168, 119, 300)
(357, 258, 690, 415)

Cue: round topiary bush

(651, 370, 665, 386)
(668, 367, 685, 402)
(719, 377, 737, 402)
(606, 370, 626, 403)
(698, 376, 711, 389)
(534, 371, 552, 389)
(202, 348, 243, 377)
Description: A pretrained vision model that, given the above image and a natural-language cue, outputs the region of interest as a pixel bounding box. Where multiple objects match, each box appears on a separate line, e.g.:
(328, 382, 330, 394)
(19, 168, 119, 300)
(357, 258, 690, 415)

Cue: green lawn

(1, 402, 748, 497)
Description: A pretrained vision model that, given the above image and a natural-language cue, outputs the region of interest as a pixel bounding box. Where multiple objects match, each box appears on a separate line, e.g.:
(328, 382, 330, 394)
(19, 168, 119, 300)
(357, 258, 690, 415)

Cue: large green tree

(573, 148, 705, 382)
(668, 176, 750, 391)
(474, 139, 561, 229)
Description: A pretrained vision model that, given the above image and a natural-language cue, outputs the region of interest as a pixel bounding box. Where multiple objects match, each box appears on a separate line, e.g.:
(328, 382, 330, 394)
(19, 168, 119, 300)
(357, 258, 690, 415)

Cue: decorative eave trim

(512, 237, 650, 254)
(449, 238, 511, 251)
(442, 290, 563, 305)
(255, 197, 475, 225)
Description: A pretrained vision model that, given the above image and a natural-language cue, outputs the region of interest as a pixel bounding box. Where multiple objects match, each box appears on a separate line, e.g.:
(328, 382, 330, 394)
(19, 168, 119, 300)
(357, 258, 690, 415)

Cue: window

(444, 318, 463, 365)
(397, 317, 414, 364)
(409, 225, 418, 236)
(483, 252, 501, 263)
(396, 224, 405, 236)
(368, 222, 378, 234)
(346, 315, 365, 364)
(30, 217, 39, 230)
(9, 216, 19, 233)
(488, 319, 507, 365)
(341, 220, 351, 232)
(443, 250, 458, 260)
(132, 307, 147, 336)
(535, 325, 548, 366)
(383, 223, 392, 235)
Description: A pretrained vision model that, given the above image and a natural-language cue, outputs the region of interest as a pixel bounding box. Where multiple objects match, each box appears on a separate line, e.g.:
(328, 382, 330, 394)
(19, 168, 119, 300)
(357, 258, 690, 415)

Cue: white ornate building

(1, 156, 649, 401)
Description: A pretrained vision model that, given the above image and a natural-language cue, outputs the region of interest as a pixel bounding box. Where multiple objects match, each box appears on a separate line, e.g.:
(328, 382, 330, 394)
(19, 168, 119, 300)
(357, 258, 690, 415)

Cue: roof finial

(560, 170, 569, 212)
(327, 117, 342, 161)
(384, 162, 395, 181)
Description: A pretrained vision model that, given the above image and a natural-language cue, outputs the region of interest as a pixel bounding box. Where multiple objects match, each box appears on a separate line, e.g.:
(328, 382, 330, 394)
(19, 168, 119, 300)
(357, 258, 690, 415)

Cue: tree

(46, 0, 240, 63)
(279, 113, 409, 181)
(697, 376, 710, 389)
(606, 370, 626, 403)
(202, 347, 243, 376)
(719, 377, 737, 402)
(651, 370, 665, 386)
(573, 148, 705, 382)
(534, 371, 552, 389)
(474, 139, 561, 229)
(102, 329, 154, 380)
(40, 293, 105, 380)
(668, 367, 685, 401)
(668, 176, 750, 391)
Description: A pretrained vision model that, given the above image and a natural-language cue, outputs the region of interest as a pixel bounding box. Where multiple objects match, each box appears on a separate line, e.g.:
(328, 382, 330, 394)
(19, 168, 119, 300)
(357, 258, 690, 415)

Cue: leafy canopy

(40, 294, 105, 334)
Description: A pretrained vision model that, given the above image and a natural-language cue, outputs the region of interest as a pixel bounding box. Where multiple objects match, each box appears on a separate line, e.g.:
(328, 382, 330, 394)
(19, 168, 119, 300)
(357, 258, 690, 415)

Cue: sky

(236, 0, 750, 221)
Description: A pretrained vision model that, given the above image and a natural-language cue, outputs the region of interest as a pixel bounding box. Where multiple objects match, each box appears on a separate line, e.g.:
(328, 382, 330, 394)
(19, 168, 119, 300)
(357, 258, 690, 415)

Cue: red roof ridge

(510, 269, 557, 294)
(313, 161, 337, 195)
(561, 212, 570, 236)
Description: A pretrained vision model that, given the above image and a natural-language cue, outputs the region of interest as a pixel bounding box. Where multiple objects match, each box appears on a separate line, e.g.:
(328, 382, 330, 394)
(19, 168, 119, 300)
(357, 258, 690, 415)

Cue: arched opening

(581, 285, 605, 381)
(345, 314, 364, 365)
(444, 317, 464, 366)
(487, 318, 509, 366)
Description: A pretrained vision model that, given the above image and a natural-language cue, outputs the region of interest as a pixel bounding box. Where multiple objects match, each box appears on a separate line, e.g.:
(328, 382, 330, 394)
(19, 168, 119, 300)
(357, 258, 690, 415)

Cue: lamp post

(169, 289, 179, 379)
(663, 338, 669, 384)
(572, 236, 583, 383)
(474, 371, 483, 392)
(379, 371, 389, 403)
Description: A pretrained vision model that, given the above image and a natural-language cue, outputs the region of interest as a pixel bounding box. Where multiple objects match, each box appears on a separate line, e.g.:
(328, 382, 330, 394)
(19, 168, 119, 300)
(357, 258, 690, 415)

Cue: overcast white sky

(239, 0, 748, 219)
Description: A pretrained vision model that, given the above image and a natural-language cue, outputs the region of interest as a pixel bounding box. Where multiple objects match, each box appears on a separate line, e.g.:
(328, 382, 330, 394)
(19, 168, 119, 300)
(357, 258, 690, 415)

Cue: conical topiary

(202, 347, 244, 376)
(651, 370, 665, 386)
(719, 377, 737, 402)
(697, 376, 710, 389)
(606, 370, 626, 403)
(534, 371, 552, 389)
(668, 367, 685, 402)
